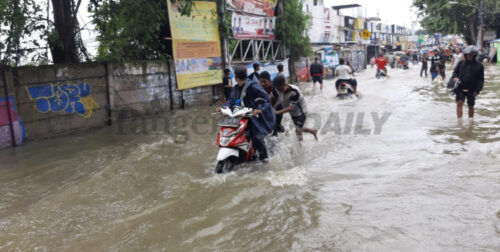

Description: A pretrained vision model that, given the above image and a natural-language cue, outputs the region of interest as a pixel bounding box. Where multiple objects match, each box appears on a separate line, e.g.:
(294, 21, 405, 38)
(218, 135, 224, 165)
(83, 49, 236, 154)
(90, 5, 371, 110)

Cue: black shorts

(335, 79, 357, 89)
(223, 87, 232, 100)
(455, 89, 476, 106)
(312, 76, 323, 84)
(291, 114, 306, 128)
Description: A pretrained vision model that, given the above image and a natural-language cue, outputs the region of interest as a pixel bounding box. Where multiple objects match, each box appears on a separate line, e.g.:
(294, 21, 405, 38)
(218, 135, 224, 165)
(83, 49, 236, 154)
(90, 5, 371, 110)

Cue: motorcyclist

(451, 46, 484, 119)
(217, 65, 275, 161)
(375, 53, 388, 76)
(335, 57, 358, 95)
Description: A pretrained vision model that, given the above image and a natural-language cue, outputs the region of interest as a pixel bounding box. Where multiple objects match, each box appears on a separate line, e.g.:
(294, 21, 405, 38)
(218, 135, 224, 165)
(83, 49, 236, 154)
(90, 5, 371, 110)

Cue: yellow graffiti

(80, 96, 100, 119)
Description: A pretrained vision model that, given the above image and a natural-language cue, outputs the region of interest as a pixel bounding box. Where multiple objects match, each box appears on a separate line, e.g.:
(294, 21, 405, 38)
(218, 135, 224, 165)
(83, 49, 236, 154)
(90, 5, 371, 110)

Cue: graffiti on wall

(26, 82, 99, 118)
(0, 96, 25, 148)
(138, 74, 169, 103)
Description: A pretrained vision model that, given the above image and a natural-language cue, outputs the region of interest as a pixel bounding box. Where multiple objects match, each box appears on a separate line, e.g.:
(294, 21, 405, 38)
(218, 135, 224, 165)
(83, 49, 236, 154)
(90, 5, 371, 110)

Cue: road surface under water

(0, 63, 499, 251)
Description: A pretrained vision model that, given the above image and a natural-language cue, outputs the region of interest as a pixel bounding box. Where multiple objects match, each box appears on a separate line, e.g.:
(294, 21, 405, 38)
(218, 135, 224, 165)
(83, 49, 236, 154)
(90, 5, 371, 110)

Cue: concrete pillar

(1, 69, 16, 147)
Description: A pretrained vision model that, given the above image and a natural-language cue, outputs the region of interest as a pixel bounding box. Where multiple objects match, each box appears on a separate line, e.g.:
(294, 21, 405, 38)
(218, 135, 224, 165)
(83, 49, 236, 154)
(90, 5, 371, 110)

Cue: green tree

(170, 0, 195, 16)
(276, 0, 312, 82)
(89, 0, 170, 62)
(413, 0, 498, 45)
(0, 0, 45, 66)
(89, 0, 207, 62)
(50, 0, 89, 64)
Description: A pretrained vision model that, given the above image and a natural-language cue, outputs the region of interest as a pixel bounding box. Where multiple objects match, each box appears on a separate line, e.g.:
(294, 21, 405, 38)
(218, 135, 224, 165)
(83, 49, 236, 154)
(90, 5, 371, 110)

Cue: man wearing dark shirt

(309, 58, 324, 91)
(452, 46, 484, 119)
(222, 68, 233, 102)
(248, 63, 260, 81)
(259, 71, 284, 136)
(219, 66, 275, 161)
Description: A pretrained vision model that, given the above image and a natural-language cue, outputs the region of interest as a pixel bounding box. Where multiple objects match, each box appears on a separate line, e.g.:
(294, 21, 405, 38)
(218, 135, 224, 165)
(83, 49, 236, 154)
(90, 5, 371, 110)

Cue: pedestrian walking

(450, 48, 463, 71)
(309, 57, 324, 91)
(248, 63, 260, 81)
(420, 55, 428, 78)
(451, 46, 484, 119)
(273, 75, 318, 141)
(222, 68, 233, 102)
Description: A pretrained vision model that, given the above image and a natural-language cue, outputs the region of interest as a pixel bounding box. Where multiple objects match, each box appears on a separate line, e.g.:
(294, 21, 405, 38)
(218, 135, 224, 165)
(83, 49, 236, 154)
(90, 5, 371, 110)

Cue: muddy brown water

(0, 64, 499, 251)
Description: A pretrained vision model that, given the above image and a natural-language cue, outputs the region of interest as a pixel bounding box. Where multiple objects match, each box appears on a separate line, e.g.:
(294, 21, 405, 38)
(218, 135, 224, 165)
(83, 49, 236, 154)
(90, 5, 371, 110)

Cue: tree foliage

(276, 0, 311, 61)
(89, 0, 170, 62)
(275, 0, 311, 82)
(413, 0, 498, 44)
(0, 0, 45, 66)
(170, 0, 196, 16)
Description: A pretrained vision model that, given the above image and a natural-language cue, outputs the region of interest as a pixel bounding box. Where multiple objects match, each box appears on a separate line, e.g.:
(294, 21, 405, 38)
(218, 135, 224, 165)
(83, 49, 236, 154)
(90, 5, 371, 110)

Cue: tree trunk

(468, 15, 477, 45)
(50, 0, 80, 64)
(217, 0, 228, 69)
(288, 58, 297, 84)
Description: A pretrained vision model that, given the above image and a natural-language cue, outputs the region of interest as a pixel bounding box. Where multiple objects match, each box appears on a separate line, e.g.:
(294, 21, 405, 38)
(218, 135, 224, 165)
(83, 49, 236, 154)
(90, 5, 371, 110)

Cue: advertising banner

(226, 0, 277, 17)
(323, 53, 340, 69)
(167, 1, 222, 90)
(308, 6, 333, 44)
(231, 12, 276, 39)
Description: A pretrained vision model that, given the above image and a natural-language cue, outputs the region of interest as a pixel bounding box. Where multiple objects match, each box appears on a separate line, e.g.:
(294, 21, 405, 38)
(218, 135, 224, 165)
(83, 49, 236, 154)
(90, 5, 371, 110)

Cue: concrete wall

(0, 60, 219, 148)
(112, 61, 214, 119)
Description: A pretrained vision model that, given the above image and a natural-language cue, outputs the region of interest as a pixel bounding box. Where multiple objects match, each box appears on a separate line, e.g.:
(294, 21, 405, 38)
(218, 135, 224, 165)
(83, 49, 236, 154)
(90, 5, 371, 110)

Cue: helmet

(463, 45, 478, 56)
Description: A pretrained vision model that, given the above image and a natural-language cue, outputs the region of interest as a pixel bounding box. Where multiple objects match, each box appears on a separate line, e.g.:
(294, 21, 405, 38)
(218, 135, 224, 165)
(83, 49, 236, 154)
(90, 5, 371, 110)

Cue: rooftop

(331, 4, 361, 10)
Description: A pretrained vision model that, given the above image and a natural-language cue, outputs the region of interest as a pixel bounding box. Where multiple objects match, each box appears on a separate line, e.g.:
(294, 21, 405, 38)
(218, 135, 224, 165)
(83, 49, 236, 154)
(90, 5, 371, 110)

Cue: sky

(324, 0, 420, 29)
(30, 0, 421, 61)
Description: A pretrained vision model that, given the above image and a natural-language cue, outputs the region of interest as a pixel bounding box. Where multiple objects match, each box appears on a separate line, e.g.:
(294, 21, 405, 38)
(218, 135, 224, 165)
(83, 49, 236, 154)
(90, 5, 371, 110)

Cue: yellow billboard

(167, 1, 223, 90)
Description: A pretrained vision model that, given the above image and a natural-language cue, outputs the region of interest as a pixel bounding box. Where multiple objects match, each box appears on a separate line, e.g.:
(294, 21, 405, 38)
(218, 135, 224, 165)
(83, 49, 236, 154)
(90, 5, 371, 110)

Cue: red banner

(226, 0, 277, 17)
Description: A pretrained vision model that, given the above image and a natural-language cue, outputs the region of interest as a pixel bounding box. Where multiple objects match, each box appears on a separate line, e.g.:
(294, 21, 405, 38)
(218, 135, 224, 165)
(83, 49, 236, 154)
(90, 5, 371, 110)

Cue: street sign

(361, 29, 371, 40)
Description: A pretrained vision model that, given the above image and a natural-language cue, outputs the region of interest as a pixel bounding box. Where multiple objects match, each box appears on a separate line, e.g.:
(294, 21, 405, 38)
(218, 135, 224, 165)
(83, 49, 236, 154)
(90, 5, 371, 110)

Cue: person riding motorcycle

(376, 53, 388, 76)
(335, 57, 358, 95)
(217, 65, 275, 161)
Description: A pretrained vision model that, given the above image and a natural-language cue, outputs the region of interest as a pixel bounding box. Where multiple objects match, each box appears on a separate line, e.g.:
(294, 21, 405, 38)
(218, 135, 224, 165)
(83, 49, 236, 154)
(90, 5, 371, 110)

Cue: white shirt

(453, 53, 463, 70)
(335, 65, 352, 80)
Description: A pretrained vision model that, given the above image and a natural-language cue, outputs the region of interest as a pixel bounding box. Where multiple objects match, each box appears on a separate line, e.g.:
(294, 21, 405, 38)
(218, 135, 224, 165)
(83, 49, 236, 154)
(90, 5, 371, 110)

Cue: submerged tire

(215, 158, 236, 174)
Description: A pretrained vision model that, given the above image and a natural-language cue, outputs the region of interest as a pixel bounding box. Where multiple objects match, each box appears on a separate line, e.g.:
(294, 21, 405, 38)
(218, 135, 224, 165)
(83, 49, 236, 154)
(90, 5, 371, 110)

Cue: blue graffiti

(27, 83, 92, 115)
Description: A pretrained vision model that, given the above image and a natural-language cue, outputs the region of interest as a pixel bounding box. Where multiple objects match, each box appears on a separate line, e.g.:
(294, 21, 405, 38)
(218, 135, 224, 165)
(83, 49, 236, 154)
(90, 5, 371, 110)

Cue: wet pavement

(0, 63, 499, 251)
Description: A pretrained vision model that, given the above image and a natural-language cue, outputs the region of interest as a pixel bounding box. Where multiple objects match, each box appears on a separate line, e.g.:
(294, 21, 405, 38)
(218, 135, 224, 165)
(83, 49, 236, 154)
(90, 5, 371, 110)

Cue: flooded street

(1, 64, 499, 251)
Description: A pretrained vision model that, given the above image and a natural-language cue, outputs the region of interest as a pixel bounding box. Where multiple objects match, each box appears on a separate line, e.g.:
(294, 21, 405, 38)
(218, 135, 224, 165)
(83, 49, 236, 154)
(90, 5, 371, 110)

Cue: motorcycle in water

(401, 61, 409, 70)
(336, 81, 355, 99)
(376, 69, 386, 79)
(215, 107, 256, 173)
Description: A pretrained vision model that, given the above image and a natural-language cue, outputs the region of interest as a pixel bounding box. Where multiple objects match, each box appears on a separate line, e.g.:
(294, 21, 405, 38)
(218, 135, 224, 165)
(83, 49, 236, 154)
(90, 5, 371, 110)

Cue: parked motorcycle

(215, 107, 256, 173)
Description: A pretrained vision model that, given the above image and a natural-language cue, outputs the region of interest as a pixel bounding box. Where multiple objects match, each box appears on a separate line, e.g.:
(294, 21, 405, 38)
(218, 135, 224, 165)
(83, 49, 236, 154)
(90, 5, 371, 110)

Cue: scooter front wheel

(215, 158, 236, 174)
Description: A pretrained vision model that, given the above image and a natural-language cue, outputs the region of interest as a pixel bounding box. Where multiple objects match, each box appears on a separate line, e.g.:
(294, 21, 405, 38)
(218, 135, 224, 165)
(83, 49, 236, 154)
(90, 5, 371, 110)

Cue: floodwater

(0, 63, 499, 251)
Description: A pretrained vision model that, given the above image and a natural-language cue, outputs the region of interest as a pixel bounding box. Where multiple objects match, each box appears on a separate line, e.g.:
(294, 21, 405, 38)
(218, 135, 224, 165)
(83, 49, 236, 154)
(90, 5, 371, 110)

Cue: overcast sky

(324, 0, 420, 29)
(33, 0, 421, 60)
